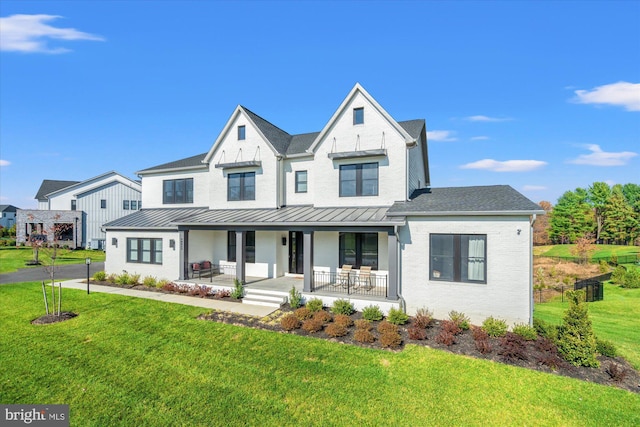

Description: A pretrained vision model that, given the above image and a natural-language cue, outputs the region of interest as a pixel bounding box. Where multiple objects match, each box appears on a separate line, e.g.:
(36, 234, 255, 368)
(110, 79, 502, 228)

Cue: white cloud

(470, 136, 489, 141)
(427, 130, 457, 142)
(522, 185, 547, 191)
(0, 159, 10, 166)
(572, 81, 640, 112)
(465, 115, 511, 122)
(460, 159, 547, 172)
(568, 144, 637, 166)
(0, 14, 104, 54)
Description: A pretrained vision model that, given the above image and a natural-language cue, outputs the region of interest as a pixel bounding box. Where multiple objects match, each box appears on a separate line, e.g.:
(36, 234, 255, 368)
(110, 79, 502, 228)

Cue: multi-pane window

(127, 238, 163, 264)
(238, 125, 246, 140)
(71, 200, 76, 211)
(339, 232, 378, 269)
(295, 170, 308, 193)
(163, 178, 193, 204)
(353, 107, 364, 125)
(123, 200, 130, 210)
(131, 200, 138, 210)
(101, 199, 107, 209)
(228, 172, 255, 201)
(227, 231, 255, 263)
(430, 234, 486, 283)
(339, 163, 378, 197)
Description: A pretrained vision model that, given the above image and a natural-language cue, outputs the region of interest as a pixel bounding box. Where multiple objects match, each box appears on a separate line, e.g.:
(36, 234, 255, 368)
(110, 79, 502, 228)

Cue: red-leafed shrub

(301, 318, 323, 333)
(408, 326, 427, 340)
(214, 289, 230, 299)
(377, 321, 398, 334)
(325, 323, 348, 337)
(380, 331, 402, 348)
(605, 363, 628, 383)
(499, 332, 528, 362)
(435, 331, 456, 346)
(354, 319, 372, 331)
(475, 339, 492, 354)
(354, 329, 375, 343)
(441, 320, 462, 336)
(333, 314, 353, 328)
(313, 310, 333, 324)
(280, 314, 301, 331)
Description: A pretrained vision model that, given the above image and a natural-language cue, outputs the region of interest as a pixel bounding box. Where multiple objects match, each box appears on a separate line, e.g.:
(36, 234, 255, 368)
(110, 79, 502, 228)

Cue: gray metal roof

(388, 185, 544, 216)
(35, 180, 80, 200)
(103, 207, 209, 229)
(137, 152, 208, 174)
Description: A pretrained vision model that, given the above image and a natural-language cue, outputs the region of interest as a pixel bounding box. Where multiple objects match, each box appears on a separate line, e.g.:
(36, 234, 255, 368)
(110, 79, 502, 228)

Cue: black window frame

(127, 238, 163, 265)
(353, 107, 364, 125)
(100, 199, 107, 209)
(163, 178, 194, 204)
(131, 200, 137, 210)
(71, 200, 76, 211)
(227, 231, 255, 263)
(123, 200, 130, 210)
(429, 234, 487, 284)
(339, 162, 378, 197)
(238, 125, 246, 140)
(295, 170, 308, 193)
(339, 232, 378, 270)
(227, 172, 255, 201)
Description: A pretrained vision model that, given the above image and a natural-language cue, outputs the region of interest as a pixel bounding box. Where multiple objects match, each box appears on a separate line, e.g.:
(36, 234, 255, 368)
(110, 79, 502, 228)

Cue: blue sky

(1, 1, 638, 209)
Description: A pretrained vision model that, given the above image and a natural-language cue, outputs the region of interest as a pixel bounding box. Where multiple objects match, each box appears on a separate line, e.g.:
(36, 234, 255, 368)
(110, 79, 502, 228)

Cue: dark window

(127, 238, 163, 264)
(123, 200, 130, 210)
(227, 231, 255, 263)
(238, 125, 246, 140)
(228, 172, 255, 201)
(131, 200, 137, 210)
(353, 107, 364, 125)
(339, 163, 378, 197)
(430, 234, 486, 283)
(71, 200, 76, 211)
(163, 178, 194, 204)
(101, 199, 107, 209)
(295, 170, 308, 193)
(339, 232, 378, 269)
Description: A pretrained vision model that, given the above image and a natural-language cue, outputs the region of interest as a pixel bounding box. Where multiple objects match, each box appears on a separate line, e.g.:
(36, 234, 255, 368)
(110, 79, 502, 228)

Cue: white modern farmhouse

(104, 84, 543, 325)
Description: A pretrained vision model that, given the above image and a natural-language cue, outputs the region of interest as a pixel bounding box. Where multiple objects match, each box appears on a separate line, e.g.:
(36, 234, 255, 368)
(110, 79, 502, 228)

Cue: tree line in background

(534, 182, 640, 246)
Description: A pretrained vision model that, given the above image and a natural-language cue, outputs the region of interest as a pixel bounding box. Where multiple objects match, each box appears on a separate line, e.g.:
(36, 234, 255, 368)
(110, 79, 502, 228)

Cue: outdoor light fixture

(112, 237, 118, 246)
(85, 257, 92, 294)
(282, 236, 287, 246)
(169, 239, 176, 249)
(517, 228, 522, 235)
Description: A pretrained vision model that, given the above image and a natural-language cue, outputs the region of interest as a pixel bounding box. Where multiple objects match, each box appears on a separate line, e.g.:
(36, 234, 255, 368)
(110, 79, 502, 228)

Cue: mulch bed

(88, 280, 241, 302)
(31, 312, 78, 324)
(199, 305, 640, 394)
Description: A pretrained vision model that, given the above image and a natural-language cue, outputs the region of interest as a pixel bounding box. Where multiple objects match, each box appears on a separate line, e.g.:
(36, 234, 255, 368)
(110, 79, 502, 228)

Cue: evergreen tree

(587, 181, 611, 241)
(602, 185, 638, 244)
(549, 189, 594, 243)
(557, 290, 599, 367)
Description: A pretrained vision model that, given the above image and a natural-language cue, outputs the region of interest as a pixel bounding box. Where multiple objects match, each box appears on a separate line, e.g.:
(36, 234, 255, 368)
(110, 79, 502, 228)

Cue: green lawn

(535, 283, 640, 370)
(0, 247, 105, 274)
(1, 283, 639, 426)
(534, 244, 640, 260)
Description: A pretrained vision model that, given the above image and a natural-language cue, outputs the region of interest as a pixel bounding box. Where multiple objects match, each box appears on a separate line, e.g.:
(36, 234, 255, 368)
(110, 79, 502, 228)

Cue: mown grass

(0, 247, 105, 274)
(535, 283, 640, 370)
(534, 244, 640, 260)
(1, 283, 639, 426)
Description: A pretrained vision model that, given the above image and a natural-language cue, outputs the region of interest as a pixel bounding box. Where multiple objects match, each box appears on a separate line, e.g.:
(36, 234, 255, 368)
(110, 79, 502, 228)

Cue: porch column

(235, 230, 246, 284)
(387, 231, 398, 300)
(179, 230, 189, 280)
(303, 231, 314, 292)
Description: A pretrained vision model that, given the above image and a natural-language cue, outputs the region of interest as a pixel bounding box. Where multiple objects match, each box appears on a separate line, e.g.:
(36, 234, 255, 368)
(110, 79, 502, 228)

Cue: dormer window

(353, 107, 364, 125)
(238, 125, 246, 140)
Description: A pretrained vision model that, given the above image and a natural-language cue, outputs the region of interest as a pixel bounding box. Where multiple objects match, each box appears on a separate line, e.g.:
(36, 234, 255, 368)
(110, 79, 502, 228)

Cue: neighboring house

(0, 205, 19, 229)
(104, 84, 543, 324)
(16, 172, 142, 249)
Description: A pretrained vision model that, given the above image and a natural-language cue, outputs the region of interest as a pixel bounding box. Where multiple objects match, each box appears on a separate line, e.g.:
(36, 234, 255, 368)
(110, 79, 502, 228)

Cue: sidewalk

(60, 279, 277, 317)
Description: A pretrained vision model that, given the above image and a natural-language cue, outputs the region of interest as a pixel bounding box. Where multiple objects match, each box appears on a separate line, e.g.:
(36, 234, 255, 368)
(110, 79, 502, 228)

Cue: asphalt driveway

(0, 262, 105, 284)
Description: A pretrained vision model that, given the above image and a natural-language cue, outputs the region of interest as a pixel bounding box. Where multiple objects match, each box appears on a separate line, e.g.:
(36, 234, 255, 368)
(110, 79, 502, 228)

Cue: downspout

(394, 224, 406, 312)
(276, 156, 284, 208)
(529, 214, 537, 325)
(405, 147, 410, 201)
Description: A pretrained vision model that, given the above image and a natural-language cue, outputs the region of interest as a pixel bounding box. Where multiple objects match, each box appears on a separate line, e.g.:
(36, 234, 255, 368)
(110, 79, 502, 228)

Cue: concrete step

(242, 289, 287, 308)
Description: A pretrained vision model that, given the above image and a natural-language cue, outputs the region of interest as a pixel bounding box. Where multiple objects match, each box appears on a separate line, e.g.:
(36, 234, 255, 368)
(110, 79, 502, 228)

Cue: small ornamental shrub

(482, 316, 508, 337)
(435, 331, 456, 346)
(142, 276, 157, 288)
(301, 318, 324, 333)
(214, 289, 231, 299)
(354, 319, 372, 331)
(611, 265, 626, 285)
(605, 363, 628, 383)
(596, 339, 617, 358)
(162, 282, 177, 292)
(499, 332, 528, 362)
(106, 273, 117, 283)
(598, 260, 609, 273)
(448, 310, 470, 330)
(128, 273, 141, 285)
(325, 323, 348, 337)
(115, 271, 130, 285)
(622, 268, 640, 289)
(537, 351, 565, 371)
(475, 339, 492, 354)
(361, 304, 384, 321)
(380, 331, 402, 348)
(557, 290, 599, 367)
(192, 285, 211, 298)
(306, 298, 324, 313)
(294, 307, 313, 321)
(313, 310, 333, 324)
(377, 321, 398, 334)
(230, 279, 244, 299)
(331, 299, 355, 316)
(281, 314, 301, 331)
(533, 318, 558, 342)
(289, 286, 303, 309)
(472, 326, 489, 342)
(407, 325, 427, 340)
(93, 271, 107, 282)
(412, 307, 433, 329)
(354, 329, 375, 343)
(333, 314, 353, 328)
(386, 307, 409, 325)
(440, 320, 462, 336)
(512, 323, 538, 341)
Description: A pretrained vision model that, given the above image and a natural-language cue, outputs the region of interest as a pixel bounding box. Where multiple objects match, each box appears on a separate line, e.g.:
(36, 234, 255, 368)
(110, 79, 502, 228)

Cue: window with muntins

(228, 172, 255, 201)
(295, 170, 308, 193)
(123, 200, 130, 210)
(339, 232, 378, 269)
(227, 231, 255, 263)
(339, 163, 378, 197)
(163, 178, 194, 204)
(353, 107, 364, 125)
(238, 125, 246, 140)
(101, 199, 107, 209)
(71, 200, 76, 211)
(430, 234, 486, 283)
(131, 200, 137, 210)
(127, 238, 163, 264)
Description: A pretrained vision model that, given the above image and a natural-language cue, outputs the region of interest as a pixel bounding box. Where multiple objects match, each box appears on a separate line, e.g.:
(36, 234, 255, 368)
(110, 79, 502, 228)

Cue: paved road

(0, 262, 105, 284)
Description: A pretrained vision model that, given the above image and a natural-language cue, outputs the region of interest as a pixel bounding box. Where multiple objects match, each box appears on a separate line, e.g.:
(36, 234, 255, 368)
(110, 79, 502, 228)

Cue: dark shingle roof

(387, 185, 544, 215)
(137, 153, 208, 174)
(35, 180, 80, 200)
(0, 204, 18, 212)
(398, 119, 425, 140)
(243, 107, 293, 154)
(287, 132, 319, 155)
(103, 208, 209, 229)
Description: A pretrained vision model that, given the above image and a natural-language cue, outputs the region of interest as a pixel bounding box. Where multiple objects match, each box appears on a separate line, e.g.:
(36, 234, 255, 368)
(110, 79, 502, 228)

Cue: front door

(288, 231, 304, 274)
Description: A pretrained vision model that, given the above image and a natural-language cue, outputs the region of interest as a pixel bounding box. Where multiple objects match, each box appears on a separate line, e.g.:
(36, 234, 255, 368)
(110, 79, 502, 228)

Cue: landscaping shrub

(605, 363, 628, 383)
(611, 265, 626, 285)
(301, 318, 323, 333)
(596, 338, 617, 358)
(156, 279, 170, 289)
(354, 319, 372, 331)
(294, 307, 312, 321)
(622, 268, 640, 289)
(377, 320, 398, 334)
(214, 289, 231, 299)
(281, 314, 301, 331)
(475, 338, 492, 354)
(353, 328, 375, 343)
(472, 326, 489, 342)
(361, 304, 384, 321)
(435, 331, 456, 346)
(412, 307, 433, 329)
(448, 310, 470, 330)
(115, 271, 130, 285)
(162, 282, 177, 292)
(128, 273, 141, 285)
(93, 271, 107, 282)
(325, 323, 348, 337)
(407, 325, 427, 340)
(380, 331, 402, 348)
(330, 299, 355, 316)
(533, 318, 558, 342)
(189, 285, 210, 298)
(306, 298, 323, 313)
(386, 307, 409, 325)
(482, 316, 508, 337)
(230, 279, 244, 299)
(441, 320, 462, 336)
(598, 260, 609, 273)
(512, 323, 538, 341)
(333, 314, 353, 328)
(142, 276, 157, 288)
(499, 332, 528, 362)
(557, 290, 599, 367)
(313, 310, 333, 324)
(289, 286, 303, 309)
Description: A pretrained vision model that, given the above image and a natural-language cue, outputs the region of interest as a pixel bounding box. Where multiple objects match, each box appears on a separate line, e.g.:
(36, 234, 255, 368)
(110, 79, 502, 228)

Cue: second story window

(353, 107, 364, 125)
(238, 125, 246, 140)
(163, 178, 194, 204)
(295, 171, 308, 193)
(339, 163, 378, 197)
(131, 200, 138, 210)
(228, 172, 255, 201)
(101, 199, 107, 209)
(71, 200, 76, 211)
(123, 200, 130, 210)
